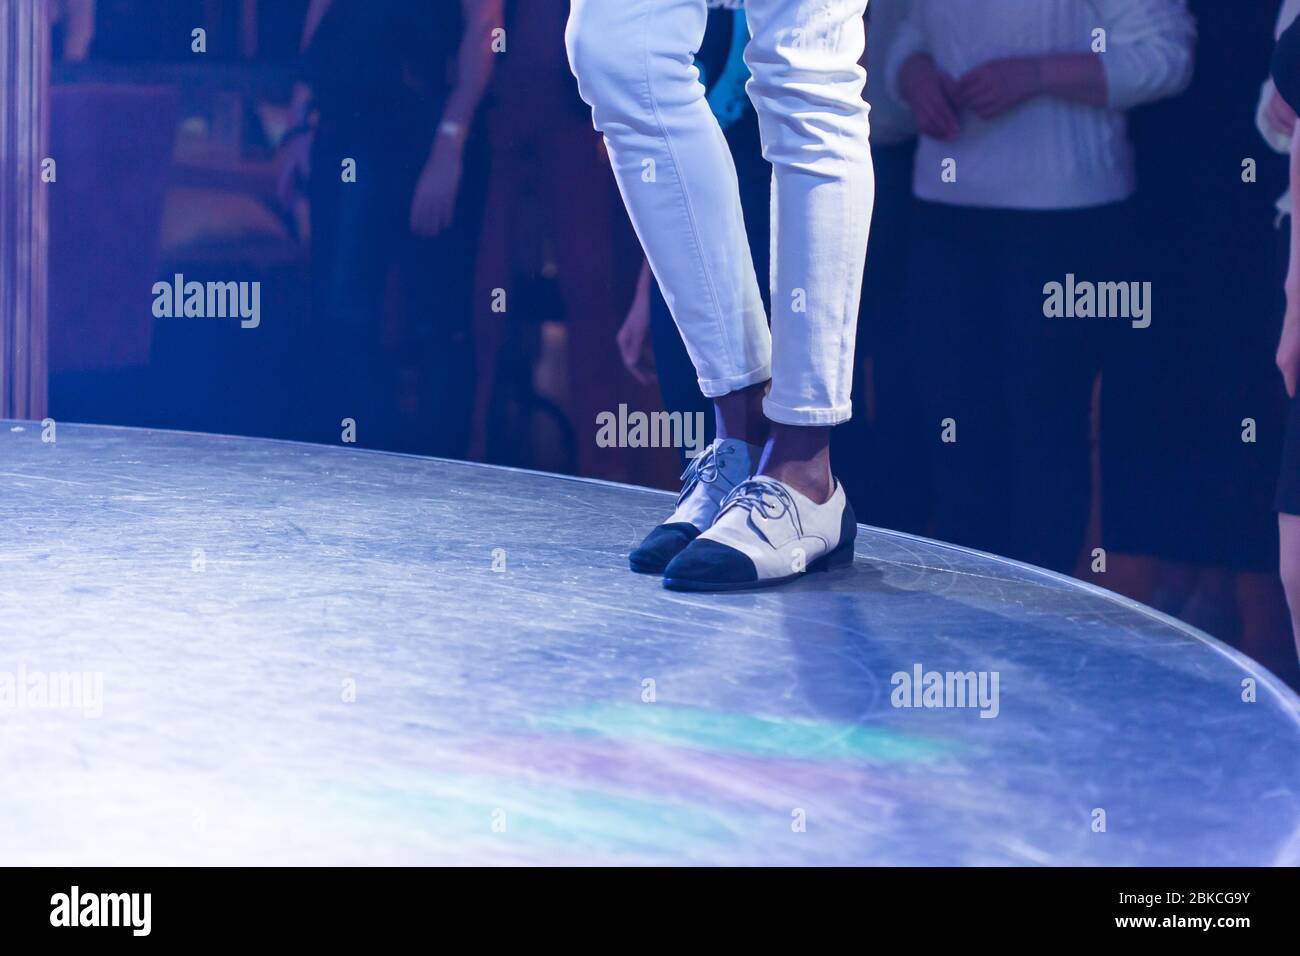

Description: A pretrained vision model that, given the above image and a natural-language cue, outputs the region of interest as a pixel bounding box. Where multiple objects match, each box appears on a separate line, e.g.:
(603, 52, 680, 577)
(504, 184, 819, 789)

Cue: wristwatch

(437, 119, 467, 143)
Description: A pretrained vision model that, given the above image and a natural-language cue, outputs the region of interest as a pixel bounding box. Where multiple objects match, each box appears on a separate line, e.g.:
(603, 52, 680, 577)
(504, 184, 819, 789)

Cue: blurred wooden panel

(0, 0, 50, 420)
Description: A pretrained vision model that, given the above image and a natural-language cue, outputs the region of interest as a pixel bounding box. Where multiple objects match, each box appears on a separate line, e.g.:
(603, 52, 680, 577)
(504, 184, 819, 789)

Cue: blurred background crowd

(31, 0, 1300, 686)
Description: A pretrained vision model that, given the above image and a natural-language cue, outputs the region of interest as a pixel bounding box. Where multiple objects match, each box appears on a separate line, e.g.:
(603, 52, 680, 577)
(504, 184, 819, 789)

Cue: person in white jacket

(887, 0, 1195, 573)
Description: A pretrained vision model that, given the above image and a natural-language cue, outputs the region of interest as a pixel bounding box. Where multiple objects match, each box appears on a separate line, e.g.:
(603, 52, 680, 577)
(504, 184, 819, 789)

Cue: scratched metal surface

(1, 421, 1297, 866)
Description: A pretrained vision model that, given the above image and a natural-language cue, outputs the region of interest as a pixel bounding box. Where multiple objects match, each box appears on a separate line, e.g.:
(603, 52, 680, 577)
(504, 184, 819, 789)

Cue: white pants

(566, 0, 874, 425)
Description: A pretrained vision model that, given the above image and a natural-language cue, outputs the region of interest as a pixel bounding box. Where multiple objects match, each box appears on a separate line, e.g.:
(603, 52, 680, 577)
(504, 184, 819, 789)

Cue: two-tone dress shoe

(628, 437, 761, 574)
(662, 475, 856, 591)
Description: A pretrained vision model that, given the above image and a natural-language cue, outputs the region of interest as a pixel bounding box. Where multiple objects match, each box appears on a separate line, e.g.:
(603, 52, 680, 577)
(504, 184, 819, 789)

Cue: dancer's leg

(745, 0, 874, 503)
(662, 0, 874, 591)
(567, 0, 770, 573)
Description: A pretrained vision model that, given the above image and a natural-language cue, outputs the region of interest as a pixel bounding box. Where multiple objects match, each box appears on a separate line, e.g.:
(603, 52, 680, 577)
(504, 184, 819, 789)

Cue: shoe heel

(812, 535, 856, 572)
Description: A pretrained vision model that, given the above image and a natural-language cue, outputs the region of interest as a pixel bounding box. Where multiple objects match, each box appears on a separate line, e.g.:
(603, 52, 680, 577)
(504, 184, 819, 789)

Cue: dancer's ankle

(758, 424, 834, 504)
(714, 381, 771, 447)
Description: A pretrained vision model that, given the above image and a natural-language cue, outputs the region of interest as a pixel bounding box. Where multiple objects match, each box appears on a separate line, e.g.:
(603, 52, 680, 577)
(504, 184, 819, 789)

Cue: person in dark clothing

(1101, 0, 1293, 668)
(471, 0, 653, 483)
(276, 0, 501, 457)
(1271, 11, 1300, 664)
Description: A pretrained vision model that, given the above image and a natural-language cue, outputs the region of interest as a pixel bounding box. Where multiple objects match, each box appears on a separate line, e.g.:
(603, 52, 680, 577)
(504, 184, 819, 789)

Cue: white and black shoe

(628, 437, 760, 574)
(662, 475, 856, 591)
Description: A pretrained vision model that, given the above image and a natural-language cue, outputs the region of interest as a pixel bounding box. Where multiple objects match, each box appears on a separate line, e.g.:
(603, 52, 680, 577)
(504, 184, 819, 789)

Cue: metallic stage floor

(2, 422, 1298, 865)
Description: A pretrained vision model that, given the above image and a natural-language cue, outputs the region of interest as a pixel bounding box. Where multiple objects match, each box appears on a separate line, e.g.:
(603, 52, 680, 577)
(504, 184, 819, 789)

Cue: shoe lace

(718, 477, 803, 536)
(676, 443, 734, 506)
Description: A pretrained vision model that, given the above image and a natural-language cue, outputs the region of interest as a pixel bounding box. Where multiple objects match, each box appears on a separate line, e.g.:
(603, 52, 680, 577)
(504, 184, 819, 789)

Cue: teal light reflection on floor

(322, 706, 956, 863)
(535, 702, 952, 763)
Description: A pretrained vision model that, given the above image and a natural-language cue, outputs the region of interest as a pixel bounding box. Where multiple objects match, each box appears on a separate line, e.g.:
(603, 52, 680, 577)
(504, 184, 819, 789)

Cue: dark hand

(956, 56, 1044, 121)
(410, 138, 464, 237)
(898, 54, 961, 140)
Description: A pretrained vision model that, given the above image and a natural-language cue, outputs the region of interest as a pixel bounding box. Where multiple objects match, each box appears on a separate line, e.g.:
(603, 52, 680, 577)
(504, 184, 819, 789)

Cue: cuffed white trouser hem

(697, 363, 773, 400)
(762, 396, 853, 427)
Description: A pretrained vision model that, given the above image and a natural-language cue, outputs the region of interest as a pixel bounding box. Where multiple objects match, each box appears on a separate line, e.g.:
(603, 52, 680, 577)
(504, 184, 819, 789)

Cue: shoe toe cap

(629, 522, 699, 573)
(663, 539, 758, 589)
